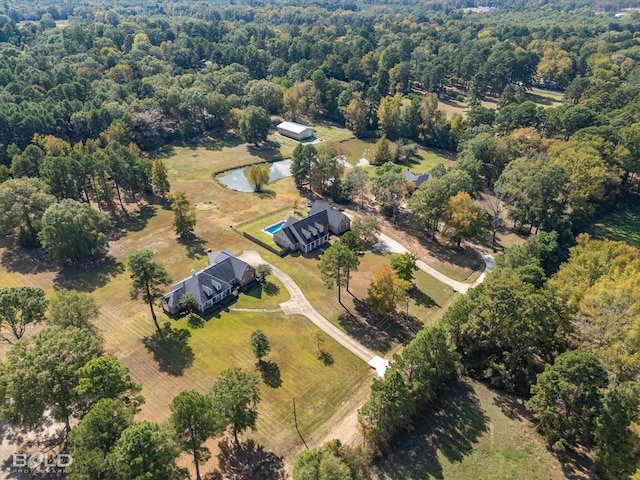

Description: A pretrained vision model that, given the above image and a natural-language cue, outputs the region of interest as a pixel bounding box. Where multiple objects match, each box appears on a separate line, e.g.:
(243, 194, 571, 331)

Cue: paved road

(238, 251, 390, 377)
(374, 232, 495, 294)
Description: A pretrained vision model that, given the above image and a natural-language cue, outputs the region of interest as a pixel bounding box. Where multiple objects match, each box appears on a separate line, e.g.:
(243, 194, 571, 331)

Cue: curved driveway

(374, 233, 496, 294)
(238, 250, 388, 375)
(238, 235, 495, 377)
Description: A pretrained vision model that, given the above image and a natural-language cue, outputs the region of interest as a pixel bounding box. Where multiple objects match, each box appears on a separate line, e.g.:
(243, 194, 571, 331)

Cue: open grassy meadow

(592, 207, 640, 248)
(437, 86, 563, 120)
(0, 123, 474, 473)
(339, 138, 454, 173)
(373, 379, 584, 480)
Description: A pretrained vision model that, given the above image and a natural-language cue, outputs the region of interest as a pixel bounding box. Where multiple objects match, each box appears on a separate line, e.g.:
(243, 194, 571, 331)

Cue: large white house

(276, 121, 314, 141)
(273, 200, 350, 253)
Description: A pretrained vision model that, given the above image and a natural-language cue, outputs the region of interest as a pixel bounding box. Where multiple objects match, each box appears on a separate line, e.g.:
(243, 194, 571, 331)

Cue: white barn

(276, 121, 314, 141)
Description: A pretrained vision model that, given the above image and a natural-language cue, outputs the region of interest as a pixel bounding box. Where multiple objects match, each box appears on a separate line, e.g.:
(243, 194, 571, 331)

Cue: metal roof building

(276, 121, 314, 141)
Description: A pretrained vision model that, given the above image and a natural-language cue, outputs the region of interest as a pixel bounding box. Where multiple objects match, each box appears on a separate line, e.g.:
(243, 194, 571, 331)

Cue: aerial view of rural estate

(0, 0, 639, 479)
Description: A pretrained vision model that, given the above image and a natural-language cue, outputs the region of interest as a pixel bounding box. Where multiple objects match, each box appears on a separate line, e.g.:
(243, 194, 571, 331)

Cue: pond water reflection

(216, 159, 292, 192)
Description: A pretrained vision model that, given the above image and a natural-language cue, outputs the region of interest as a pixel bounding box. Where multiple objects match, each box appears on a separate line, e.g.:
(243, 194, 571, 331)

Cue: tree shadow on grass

(374, 380, 489, 479)
(339, 312, 393, 354)
(247, 140, 283, 161)
(205, 438, 286, 480)
(199, 136, 243, 151)
(257, 189, 276, 199)
(178, 234, 207, 259)
(410, 287, 437, 309)
(107, 205, 158, 242)
(142, 326, 194, 376)
(491, 390, 594, 480)
(340, 299, 423, 352)
(263, 281, 280, 296)
(53, 256, 125, 292)
(187, 314, 205, 329)
(0, 237, 57, 275)
(318, 350, 334, 366)
(257, 360, 282, 388)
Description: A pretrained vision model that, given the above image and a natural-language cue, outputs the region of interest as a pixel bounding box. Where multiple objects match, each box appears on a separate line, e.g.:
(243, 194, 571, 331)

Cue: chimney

(191, 269, 196, 277)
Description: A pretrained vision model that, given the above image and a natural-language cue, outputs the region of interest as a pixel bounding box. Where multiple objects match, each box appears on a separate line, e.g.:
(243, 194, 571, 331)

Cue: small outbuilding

(276, 121, 314, 141)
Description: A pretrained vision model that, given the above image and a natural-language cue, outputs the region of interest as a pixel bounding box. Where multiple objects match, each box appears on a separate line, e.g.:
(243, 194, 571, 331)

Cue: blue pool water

(264, 221, 285, 235)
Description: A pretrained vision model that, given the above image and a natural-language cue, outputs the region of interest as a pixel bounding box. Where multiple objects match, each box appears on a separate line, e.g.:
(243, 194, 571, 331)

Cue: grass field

(437, 86, 563, 120)
(0, 122, 481, 474)
(170, 311, 370, 458)
(592, 207, 640, 248)
(339, 138, 454, 175)
(233, 277, 290, 309)
(373, 379, 583, 480)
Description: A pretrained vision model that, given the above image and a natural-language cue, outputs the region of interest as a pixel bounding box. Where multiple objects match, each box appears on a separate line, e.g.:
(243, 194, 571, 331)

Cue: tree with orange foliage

(367, 264, 411, 316)
(443, 192, 486, 247)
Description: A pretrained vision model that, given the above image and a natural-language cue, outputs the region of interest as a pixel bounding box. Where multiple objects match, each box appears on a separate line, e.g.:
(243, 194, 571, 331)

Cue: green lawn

(313, 121, 355, 143)
(171, 311, 370, 455)
(592, 207, 640, 248)
(373, 379, 573, 480)
(238, 207, 303, 249)
(338, 137, 454, 175)
(234, 277, 290, 309)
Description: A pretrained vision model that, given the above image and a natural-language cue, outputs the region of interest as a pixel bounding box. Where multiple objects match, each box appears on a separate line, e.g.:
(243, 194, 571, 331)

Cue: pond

(216, 159, 292, 192)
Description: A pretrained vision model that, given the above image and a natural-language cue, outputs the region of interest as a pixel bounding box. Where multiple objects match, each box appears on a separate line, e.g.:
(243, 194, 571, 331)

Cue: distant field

(592, 207, 640, 248)
(437, 86, 563, 119)
(373, 379, 583, 480)
(339, 138, 454, 174)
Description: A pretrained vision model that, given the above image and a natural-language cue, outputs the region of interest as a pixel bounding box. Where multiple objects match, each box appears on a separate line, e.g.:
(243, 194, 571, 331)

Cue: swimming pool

(263, 221, 285, 236)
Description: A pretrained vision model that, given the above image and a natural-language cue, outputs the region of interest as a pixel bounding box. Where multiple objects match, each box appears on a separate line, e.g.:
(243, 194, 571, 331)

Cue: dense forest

(0, 0, 640, 478)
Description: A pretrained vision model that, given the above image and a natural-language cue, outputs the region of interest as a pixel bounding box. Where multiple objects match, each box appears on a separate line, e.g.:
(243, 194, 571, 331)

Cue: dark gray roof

(280, 210, 329, 246)
(207, 250, 253, 281)
(308, 200, 348, 230)
(164, 251, 252, 309)
(403, 171, 432, 188)
(163, 267, 233, 309)
(283, 216, 299, 227)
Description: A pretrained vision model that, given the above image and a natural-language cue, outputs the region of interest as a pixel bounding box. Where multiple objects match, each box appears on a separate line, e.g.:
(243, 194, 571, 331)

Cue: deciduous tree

(345, 167, 369, 208)
(48, 289, 100, 330)
(366, 265, 411, 315)
(0, 326, 102, 433)
(0, 177, 55, 247)
(0, 286, 47, 342)
(239, 106, 270, 146)
(151, 159, 170, 199)
(526, 350, 608, 451)
(39, 199, 110, 263)
(179, 292, 198, 315)
(250, 330, 271, 362)
(350, 216, 380, 247)
(245, 165, 270, 192)
(255, 264, 272, 283)
(390, 252, 419, 282)
(443, 192, 487, 247)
